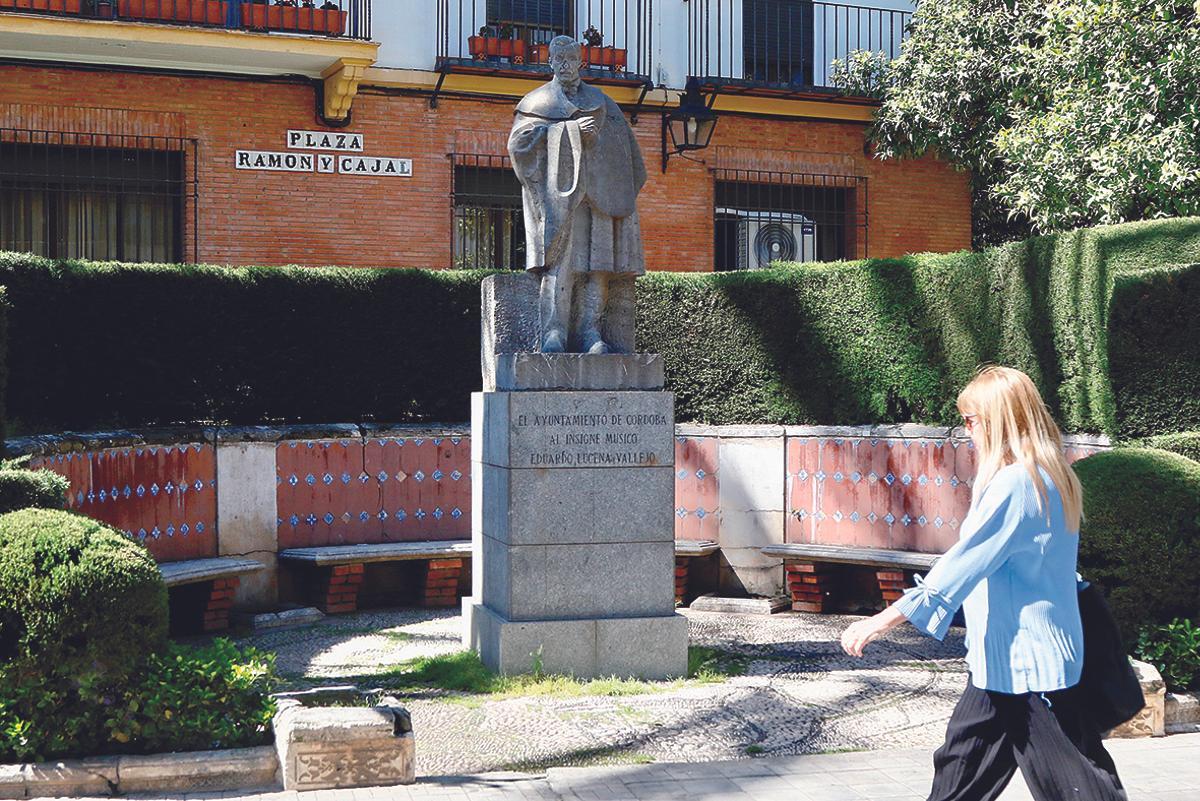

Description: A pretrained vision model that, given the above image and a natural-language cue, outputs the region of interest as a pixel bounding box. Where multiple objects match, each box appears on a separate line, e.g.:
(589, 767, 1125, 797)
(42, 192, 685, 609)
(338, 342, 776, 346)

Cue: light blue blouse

(893, 463, 1083, 694)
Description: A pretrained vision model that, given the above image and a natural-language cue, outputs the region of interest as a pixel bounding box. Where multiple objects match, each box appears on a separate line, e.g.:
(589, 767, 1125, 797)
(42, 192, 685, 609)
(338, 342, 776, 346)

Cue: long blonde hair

(957, 366, 1083, 531)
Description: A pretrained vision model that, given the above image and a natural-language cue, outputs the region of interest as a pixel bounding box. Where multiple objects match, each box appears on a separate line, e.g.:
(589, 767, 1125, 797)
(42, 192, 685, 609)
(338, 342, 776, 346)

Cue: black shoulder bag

(1077, 581, 1146, 731)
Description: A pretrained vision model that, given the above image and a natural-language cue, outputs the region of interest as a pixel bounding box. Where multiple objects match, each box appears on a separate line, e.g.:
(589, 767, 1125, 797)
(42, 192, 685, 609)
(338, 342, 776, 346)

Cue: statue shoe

(583, 333, 611, 355)
(542, 328, 567, 353)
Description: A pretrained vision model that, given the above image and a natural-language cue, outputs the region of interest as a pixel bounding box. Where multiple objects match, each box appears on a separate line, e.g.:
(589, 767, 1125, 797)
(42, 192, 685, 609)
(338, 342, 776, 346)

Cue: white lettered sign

(236, 150, 315, 172)
(287, 130, 365, 152)
(337, 156, 413, 177)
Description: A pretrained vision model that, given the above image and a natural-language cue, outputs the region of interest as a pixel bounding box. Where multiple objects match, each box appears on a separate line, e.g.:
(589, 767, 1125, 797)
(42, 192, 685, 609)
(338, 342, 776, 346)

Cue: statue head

(548, 36, 583, 87)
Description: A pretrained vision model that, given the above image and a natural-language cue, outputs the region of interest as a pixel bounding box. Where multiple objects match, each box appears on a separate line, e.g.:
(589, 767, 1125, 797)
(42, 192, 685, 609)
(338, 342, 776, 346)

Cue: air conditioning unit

(719, 209, 817, 269)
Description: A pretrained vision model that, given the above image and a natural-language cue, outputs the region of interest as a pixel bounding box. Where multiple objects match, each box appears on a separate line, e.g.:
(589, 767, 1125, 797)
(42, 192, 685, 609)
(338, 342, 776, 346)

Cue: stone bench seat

(158, 556, 265, 588)
(278, 541, 473, 613)
(760, 543, 940, 613)
(760, 543, 939, 571)
(278, 540, 473, 567)
(674, 539, 719, 557)
(157, 557, 265, 632)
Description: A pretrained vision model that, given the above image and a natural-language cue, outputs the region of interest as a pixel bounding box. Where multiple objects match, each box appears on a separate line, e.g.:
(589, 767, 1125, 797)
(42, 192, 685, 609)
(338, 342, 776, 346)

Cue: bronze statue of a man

(508, 36, 647, 354)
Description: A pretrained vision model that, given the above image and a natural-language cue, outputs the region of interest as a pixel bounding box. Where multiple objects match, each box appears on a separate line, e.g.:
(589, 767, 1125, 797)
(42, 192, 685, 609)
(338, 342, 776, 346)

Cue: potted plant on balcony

(1, 0, 84, 13)
(118, 0, 227, 25)
(241, 0, 346, 36)
(468, 23, 526, 64)
(579, 24, 627, 72)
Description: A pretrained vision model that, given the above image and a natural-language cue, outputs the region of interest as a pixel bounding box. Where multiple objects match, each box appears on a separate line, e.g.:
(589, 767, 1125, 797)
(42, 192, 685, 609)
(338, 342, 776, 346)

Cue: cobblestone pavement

(236, 607, 971, 775)
(118, 732, 1200, 801)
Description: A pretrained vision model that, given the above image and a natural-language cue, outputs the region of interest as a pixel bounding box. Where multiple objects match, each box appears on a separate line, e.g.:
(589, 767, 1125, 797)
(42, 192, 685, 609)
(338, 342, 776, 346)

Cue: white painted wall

(370, 0, 915, 89)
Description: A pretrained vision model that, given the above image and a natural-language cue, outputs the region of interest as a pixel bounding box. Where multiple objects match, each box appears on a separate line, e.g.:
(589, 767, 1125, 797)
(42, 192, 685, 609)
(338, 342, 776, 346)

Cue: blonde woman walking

(840, 366, 1127, 801)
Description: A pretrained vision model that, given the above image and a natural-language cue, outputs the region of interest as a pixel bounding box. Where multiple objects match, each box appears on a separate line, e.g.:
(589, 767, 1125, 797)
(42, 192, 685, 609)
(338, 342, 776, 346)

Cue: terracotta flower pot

(468, 35, 526, 64)
(242, 5, 346, 35)
(1, 0, 84, 11)
(118, 0, 226, 24)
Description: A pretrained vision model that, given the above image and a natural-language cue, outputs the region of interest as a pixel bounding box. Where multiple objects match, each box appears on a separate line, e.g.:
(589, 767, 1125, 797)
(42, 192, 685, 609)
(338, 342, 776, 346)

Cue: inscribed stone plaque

(476, 391, 674, 469)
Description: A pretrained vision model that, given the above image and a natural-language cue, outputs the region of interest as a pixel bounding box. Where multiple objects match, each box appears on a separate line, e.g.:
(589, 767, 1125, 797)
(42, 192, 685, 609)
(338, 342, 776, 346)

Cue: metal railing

(437, 0, 654, 81)
(689, 0, 911, 92)
(0, 0, 372, 40)
(0, 128, 200, 264)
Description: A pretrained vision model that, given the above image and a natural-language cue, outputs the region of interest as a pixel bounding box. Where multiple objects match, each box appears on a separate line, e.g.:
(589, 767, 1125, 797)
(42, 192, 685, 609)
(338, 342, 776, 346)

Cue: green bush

(104, 639, 277, 754)
(0, 639, 277, 762)
(1135, 619, 1200, 692)
(1140, 432, 1200, 464)
(1, 217, 1198, 436)
(0, 469, 68, 514)
(1074, 448, 1200, 644)
(638, 217, 1200, 435)
(0, 509, 167, 678)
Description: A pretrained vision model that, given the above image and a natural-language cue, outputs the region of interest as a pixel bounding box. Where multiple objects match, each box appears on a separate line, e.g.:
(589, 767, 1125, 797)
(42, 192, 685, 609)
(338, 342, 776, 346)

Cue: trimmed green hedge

(0, 217, 1197, 436)
(0, 469, 68, 514)
(0, 254, 487, 433)
(638, 217, 1200, 435)
(1074, 448, 1200, 644)
(1141, 431, 1200, 463)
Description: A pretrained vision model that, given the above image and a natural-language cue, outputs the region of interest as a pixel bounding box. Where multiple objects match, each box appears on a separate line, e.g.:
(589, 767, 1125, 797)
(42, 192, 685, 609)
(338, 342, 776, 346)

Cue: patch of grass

(688, 646, 750, 682)
(379, 646, 751, 702)
(745, 745, 765, 755)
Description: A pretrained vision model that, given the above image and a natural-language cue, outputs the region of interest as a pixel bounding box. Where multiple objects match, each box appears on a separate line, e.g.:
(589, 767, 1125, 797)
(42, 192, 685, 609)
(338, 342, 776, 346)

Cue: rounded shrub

(0, 468, 69, 514)
(1141, 431, 1200, 464)
(0, 508, 167, 679)
(1075, 448, 1200, 644)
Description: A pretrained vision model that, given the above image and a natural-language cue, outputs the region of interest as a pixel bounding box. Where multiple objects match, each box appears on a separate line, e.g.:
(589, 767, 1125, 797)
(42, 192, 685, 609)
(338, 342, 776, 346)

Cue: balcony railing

(437, 0, 654, 83)
(689, 0, 911, 93)
(0, 0, 372, 40)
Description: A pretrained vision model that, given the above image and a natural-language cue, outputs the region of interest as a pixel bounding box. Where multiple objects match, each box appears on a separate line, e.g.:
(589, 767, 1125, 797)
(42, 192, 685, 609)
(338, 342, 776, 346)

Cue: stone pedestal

(466, 387, 688, 679)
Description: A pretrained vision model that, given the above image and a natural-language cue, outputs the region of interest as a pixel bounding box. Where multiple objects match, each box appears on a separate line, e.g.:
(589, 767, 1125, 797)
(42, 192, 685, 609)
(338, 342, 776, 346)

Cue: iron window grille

(0, 129, 199, 264)
(713, 169, 867, 270)
(450, 154, 526, 271)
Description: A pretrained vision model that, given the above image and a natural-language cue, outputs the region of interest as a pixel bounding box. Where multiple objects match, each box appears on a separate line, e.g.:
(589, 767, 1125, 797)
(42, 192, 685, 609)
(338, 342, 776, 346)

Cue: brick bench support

(786, 561, 836, 613)
(204, 577, 240, 631)
(672, 540, 719, 606)
(423, 558, 464, 608)
(278, 541, 473, 614)
(762, 543, 941, 615)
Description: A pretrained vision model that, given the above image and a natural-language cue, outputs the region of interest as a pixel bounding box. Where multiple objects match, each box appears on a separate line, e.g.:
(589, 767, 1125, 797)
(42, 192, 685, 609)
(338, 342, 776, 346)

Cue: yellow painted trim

(711, 94, 876, 122)
(361, 68, 876, 121)
(0, 13, 378, 73)
(322, 57, 372, 121)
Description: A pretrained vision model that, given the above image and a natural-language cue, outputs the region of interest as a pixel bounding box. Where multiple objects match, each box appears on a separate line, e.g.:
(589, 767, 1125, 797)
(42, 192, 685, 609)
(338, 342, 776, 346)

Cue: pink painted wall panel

(786, 435, 1106, 554)
(674, 436, 720, 541)
(32, 445, 218, 562)
(276, 436, 471, 549)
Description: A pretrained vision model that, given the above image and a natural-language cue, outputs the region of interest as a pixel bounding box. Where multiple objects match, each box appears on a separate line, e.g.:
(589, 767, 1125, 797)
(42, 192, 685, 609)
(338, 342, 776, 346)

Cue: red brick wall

(0, 65, 971, 269)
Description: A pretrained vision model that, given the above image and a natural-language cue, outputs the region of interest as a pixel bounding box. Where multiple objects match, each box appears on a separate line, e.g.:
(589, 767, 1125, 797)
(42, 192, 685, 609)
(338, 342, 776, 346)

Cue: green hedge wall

(1141, 432, 1200, 463)
(638, 217, 1200, 436)
(0, 217, 1197, 437)
(0, 255, 487, 433)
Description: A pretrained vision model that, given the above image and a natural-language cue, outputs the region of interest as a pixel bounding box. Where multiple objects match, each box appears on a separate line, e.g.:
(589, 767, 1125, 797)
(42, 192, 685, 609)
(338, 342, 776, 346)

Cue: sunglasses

(961, 413, 980, 429)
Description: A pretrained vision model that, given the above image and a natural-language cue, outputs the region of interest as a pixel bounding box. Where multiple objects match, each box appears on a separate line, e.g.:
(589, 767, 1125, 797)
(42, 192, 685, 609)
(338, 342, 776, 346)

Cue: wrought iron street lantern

(662, 79, 717, 172)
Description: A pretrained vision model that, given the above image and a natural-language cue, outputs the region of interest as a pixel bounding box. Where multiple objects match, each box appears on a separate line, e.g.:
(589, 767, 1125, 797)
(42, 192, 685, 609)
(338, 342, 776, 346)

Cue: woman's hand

(840, 606, 907, 657)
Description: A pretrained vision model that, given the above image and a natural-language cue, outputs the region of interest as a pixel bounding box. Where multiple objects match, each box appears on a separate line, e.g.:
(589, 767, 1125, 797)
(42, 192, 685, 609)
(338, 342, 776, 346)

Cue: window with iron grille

(451, 155, 526, 271)
(486, 0, 570, 42)
(713, 170, 867, 270)
(0, 130, 198, 264)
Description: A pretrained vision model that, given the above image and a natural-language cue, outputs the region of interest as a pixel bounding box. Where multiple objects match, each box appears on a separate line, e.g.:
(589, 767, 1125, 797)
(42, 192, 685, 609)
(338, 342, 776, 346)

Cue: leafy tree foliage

(871, 0, 1200, 246)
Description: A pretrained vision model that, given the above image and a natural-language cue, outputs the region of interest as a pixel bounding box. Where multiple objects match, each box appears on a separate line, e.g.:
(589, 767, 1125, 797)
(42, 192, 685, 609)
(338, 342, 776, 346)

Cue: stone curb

(1167, 690, 1200, 734)
(0, 746, 277, 799)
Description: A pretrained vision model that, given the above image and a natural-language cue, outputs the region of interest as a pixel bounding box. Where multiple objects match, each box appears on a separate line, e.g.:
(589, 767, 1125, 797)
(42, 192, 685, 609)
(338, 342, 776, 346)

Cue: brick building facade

(0, 1, 970, 272)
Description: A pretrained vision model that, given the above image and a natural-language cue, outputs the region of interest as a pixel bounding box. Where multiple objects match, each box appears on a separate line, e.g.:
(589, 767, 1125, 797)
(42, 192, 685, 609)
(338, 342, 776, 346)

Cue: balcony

(0, 0, 371, 39)
(688, 0, 911, 98)
(0, 0, 378, 119)
(436, 0, 654, 87)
